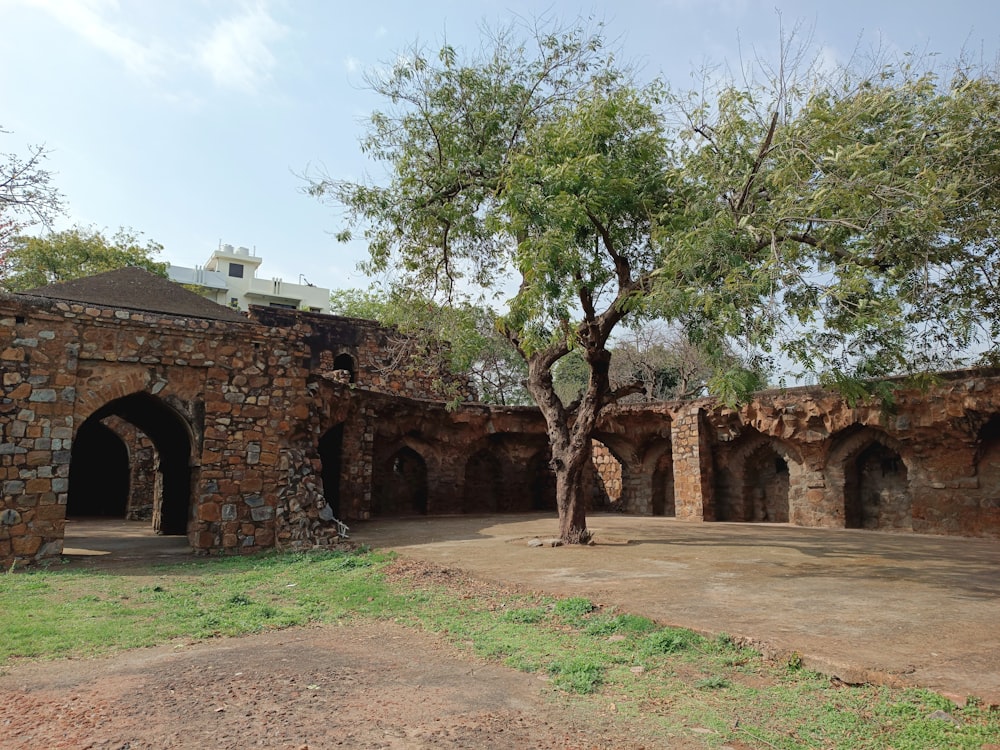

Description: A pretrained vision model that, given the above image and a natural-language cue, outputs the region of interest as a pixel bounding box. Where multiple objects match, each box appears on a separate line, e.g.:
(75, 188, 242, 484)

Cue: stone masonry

(2, 268, 1000, 567)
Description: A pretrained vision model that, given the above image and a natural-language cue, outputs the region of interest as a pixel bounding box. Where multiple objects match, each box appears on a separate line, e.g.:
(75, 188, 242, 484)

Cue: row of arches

(63, 391, 1000, 538)
(716, 427, 915, 530)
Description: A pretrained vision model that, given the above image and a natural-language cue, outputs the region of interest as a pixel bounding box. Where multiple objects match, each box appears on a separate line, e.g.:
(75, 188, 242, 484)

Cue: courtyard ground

(2, 514, 995, 749)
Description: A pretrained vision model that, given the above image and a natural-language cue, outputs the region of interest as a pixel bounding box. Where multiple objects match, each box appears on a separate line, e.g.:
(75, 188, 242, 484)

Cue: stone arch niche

(69, 392, 196, 535)
(318, 423, 344, 519)
(742, 443, 790, 522)
(831, 427, 912, 531)
(373, 446, 428, 516)
(651, 448, 676, 517)
(463, 448, 503, 513)
(715, 433, 799, 523)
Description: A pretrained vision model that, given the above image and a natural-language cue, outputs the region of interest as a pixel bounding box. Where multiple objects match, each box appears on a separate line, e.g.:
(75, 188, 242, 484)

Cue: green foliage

(661, 53, 1000, 388)
(547, 656, 605, 694)
(1, 225, 166, 292)
(553, 596, 596, 625)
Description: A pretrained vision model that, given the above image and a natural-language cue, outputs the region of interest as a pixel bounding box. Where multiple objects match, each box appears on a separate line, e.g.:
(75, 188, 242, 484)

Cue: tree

(0, 128, 63, 261)
(311, 22, 1000, 542)
(310, 23, 675, 543)
(1, 226, 167, 292)
(330, 287, 530, 405)
(659, 46, 1000, 398)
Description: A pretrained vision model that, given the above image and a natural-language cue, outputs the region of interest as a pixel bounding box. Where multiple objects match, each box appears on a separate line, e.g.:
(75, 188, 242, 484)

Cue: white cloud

(344, 56, 361, 73)
(196, 1, 288, 93)
(19, 0, 164, 79)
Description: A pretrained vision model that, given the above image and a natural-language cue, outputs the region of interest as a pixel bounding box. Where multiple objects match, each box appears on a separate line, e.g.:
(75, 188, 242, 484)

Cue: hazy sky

(3, 0, 998, 294)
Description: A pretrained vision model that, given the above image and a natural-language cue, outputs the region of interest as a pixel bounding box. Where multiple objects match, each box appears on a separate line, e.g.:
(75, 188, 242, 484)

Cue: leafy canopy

(659, 52, 1000, 391)
(1, 225, 166, 292)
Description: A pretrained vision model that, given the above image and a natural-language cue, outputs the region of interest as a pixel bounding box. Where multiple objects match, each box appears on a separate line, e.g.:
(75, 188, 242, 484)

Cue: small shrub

(548, 657, 605, 694)
(641, 627, 700, 656)
(695, 675, 730, 690)
(585, 613, 657, 636)
(554, 597, 596, 625)
(501, 607, 546, 624)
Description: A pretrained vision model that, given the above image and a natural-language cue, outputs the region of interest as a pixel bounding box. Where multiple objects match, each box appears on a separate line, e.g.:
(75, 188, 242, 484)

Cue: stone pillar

(670, 405, 714, 521)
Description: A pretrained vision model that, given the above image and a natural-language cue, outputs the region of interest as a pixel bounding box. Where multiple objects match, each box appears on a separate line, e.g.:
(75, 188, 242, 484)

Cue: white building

(167, 244, 330, 313)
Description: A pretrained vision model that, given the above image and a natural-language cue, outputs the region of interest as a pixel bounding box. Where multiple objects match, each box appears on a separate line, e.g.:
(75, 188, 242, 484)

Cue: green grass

(3, 550, 999, 749)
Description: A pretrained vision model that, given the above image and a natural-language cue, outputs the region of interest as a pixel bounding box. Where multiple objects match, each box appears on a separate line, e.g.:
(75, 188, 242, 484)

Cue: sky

(2, 0, 999, 296)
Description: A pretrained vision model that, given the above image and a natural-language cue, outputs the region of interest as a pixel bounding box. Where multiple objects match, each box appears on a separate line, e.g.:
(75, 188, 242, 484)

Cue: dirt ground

(2, 514, 998, 748)
(0, 618, 674, 750)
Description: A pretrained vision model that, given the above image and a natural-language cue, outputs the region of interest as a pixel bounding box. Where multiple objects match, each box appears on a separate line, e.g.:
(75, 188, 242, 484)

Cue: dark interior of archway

(318, 423, 344, 517)
(845, 441, 908, 530)
(527, 453, 557, 512)
(68, 421, 129, 517)
(652, 451, 675, 516)
(374, 447, 428, 516)
(70, 393, 193, 535)
(464, 449, 503, 512)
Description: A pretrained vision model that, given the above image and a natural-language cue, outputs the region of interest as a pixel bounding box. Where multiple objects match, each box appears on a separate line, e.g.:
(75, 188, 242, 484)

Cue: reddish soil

(0, 619, 668, 750)
(0, 554, 690, 750)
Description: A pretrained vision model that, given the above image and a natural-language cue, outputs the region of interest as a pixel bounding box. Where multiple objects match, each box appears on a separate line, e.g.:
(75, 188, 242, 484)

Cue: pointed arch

(374, 446, 428, 516)
(828, 426, 911, 531)
(70, 392, 196, 535)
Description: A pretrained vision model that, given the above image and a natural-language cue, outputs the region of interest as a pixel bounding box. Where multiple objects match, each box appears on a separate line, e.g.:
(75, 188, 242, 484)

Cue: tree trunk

(552, 438, 593, 543)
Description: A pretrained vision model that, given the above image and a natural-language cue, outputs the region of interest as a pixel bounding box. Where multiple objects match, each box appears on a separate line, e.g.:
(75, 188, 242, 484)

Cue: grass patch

(3, 551, 1000, 749)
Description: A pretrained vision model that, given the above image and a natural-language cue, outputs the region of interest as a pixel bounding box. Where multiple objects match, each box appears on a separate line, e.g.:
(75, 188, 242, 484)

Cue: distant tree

(1, 226, 166, 292)
(0, 128, 63, 262)
(609, 323, 735, 402)
(330, 287, 529, 405)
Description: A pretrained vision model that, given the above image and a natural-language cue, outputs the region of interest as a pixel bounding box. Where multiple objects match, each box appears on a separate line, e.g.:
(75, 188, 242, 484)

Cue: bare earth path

(0, 620, 663, 750)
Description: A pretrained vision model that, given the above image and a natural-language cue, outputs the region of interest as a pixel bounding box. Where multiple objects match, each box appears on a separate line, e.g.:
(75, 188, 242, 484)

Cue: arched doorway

(463, 449, 503, 512)
(651, 450, 675, 517)
(844, 441, 910, 530)
(69, 392, 195, 535)
(743, 443, 790, 523)
(68, 420, 130, 517)
(374, 447, 428, 516)
(318, 423, 344, 518)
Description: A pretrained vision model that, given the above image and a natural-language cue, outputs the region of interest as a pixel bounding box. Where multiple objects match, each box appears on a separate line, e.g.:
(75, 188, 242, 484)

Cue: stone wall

(248, 307, 474, 402)
(3, 282, 1000, 568)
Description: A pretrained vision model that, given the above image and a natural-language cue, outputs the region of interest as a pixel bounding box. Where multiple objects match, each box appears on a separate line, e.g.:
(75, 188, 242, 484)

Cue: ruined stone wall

(248, 307, 474, 402)
(0, 293, 347, 566)
(5, 282, 1000, 569)
(711, 371, 1000, 537)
